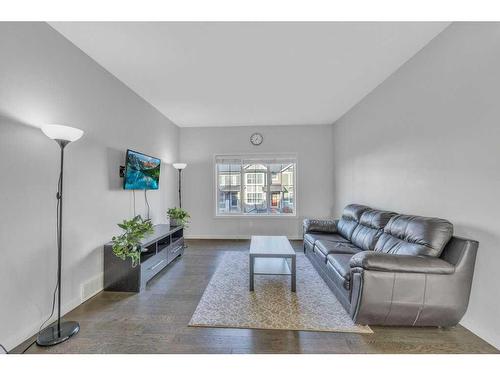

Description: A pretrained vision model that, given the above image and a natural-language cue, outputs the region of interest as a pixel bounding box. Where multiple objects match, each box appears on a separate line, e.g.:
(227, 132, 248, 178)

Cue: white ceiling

(50, 22, 449, 127)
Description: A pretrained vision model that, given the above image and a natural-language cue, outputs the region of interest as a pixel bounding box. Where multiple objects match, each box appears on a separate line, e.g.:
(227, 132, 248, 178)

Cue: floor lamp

(37, 124, 83, 346)
(173, 163, 187, 208)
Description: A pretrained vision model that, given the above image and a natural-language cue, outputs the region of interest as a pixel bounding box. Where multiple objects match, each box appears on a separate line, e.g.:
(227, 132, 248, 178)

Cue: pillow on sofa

(337, 204, 371, 241)
(350, 209, 397, 250)
(374, 214, 453, 257)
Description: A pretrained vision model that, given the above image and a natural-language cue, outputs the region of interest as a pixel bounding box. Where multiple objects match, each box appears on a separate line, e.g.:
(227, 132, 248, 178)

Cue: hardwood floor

(14, 239, 498, 354)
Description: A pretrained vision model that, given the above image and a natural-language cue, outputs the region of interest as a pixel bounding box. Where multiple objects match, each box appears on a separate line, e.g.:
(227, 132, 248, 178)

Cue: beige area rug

(189, 251, 372, 334)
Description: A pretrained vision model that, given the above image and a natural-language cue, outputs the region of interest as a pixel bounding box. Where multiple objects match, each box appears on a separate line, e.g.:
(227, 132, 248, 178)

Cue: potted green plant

(167, 207, 190, 227)
(111, 215, 154, 267)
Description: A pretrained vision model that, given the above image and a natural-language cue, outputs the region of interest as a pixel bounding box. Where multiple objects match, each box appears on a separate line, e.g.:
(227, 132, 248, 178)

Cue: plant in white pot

(167, 207, 190, 227)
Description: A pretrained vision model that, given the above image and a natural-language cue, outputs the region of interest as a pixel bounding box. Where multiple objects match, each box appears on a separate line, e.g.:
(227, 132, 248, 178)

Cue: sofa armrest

(303, 219, 338, 234)
(350, 251, 455, 275)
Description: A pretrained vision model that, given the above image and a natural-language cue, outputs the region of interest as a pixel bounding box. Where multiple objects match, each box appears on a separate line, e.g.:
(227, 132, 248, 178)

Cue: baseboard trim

(7, 283, 103, 352)
(185, 235, 303, 241)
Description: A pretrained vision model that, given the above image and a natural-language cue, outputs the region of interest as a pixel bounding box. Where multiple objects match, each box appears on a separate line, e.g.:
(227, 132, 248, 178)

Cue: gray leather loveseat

(303, 204, 478, 327)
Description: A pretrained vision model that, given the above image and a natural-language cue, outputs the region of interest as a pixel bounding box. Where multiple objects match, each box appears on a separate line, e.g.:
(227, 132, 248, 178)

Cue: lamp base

(36, 321, 80, 347)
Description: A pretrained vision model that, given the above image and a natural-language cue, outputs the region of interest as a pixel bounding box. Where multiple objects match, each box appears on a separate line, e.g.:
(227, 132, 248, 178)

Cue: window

(245, 173, 264, 185)
(219, 174, 240, 186)
(215, 155, 296, 216)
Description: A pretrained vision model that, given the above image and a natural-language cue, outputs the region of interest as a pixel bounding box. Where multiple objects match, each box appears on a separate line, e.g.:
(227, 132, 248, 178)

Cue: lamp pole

(178, 168, 182, 208)
(56, 140, 67, 334)
(173, 163, 187, 208)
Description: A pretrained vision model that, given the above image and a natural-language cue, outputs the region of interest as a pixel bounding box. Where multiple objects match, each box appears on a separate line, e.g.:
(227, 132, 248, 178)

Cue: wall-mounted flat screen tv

(123, 149, 161, 190)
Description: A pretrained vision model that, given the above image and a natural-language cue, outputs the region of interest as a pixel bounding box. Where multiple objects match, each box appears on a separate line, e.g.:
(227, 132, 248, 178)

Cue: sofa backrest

(350, 209, 397, 250)
(374, 214, 453, 257)
(337, 204, 371, 241)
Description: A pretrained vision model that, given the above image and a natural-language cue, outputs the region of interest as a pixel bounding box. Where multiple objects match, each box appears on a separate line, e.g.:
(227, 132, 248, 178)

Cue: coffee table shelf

(253, 258, 292, 275)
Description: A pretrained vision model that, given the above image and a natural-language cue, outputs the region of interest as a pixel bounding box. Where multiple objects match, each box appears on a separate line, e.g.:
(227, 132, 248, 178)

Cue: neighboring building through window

(215, 155, 296, 216)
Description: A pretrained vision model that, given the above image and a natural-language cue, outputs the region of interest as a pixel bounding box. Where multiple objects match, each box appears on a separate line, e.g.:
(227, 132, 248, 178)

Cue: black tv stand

(104, 224, 184, 292)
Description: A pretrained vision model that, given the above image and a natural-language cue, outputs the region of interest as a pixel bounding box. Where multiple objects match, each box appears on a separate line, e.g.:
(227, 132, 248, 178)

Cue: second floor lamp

(173, 163, 187, 208)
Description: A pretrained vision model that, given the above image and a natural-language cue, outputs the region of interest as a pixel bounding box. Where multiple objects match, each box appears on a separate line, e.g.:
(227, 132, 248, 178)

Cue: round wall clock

(250, 132, 263, 146)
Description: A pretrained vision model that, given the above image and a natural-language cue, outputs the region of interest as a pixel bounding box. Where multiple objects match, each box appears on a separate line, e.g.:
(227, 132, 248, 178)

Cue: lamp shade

(173, 163, 187, 170)
(41, 124, 84, 142)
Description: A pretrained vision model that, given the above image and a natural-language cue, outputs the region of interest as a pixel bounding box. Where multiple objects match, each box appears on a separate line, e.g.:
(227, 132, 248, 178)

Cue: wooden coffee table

(249, 235, 296, 292)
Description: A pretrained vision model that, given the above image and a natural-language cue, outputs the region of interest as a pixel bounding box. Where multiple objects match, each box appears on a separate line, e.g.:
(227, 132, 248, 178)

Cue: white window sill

(215, 214, 298, 219)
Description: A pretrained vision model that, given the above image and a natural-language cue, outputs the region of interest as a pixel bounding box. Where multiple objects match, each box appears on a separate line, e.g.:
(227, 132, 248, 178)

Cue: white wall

(0, 22, 179, 351)
(179, 125, 334, 239)
(331, 22, 500, 349)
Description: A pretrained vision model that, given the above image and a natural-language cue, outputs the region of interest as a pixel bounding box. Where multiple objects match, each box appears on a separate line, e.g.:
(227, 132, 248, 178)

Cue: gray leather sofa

(303, 204, 478, 327)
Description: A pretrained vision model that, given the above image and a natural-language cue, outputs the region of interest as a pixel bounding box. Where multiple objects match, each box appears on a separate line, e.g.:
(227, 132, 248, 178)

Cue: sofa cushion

(304, 232, 349, 246)
(350, 251, 455, 274)
(350, 209, 397, 250)
(326, 254, 353, 289)
(337, 204, 371, 240)
(315, 240, 362, 257)
(375, 214, 453, 257)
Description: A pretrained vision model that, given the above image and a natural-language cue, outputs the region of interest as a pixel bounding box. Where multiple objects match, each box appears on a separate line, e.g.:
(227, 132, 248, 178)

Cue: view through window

(215, 155, 296, 216)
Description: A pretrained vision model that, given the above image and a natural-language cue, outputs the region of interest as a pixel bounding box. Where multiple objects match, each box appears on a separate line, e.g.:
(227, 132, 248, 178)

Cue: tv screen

(123, 149, 161, 190)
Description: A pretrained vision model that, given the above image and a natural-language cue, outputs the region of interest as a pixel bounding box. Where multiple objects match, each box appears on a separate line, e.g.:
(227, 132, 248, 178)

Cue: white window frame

(214, 153, 298, 218)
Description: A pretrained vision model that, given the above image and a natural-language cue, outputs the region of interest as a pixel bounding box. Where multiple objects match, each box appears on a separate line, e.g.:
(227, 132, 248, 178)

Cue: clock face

(250, 132, 263, 146)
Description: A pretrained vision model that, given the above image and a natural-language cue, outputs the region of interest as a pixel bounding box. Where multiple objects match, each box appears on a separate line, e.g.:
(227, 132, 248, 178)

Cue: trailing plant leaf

(167, 207, 191, 228)
(111, 215, 154, 267)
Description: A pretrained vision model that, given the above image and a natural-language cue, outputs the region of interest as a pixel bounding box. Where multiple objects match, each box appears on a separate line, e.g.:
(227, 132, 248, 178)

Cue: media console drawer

(104, 224, 185, 292)
(169, 239, 184, 260)
(140, 247, 169, 288)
